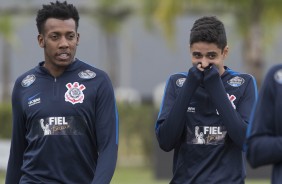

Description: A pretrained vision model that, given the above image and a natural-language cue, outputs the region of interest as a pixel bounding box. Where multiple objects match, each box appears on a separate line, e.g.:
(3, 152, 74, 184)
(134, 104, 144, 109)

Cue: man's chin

(56, 59, 73, 65)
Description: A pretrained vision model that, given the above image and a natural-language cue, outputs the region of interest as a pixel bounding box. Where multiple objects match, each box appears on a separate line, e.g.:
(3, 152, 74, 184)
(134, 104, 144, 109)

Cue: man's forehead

(190, 42, 221, 50)
(43, 18, 76, 32)
(192, 51, 217, 54)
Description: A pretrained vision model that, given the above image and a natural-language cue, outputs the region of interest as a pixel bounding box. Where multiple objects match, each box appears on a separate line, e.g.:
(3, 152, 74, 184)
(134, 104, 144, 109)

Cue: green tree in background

(118, 103, 156, 165)
(143, 0, 282, 88)
(92, 0, 132, 88)
(0, 103, 12, 138)
(0, 15, 14, 103)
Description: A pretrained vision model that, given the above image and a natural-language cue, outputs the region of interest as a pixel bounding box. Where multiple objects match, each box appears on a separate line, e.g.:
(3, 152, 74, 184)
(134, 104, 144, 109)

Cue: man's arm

(91, 74, 118, 184)
(155, 66, 203, 151)
(6, 82, 27, 184)
(247, 65, 282, 168)
(203, 66, 257, 150)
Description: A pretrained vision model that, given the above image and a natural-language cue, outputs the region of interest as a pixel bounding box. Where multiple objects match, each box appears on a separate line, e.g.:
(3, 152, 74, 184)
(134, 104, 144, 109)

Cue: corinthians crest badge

(65, 82, 86, 104)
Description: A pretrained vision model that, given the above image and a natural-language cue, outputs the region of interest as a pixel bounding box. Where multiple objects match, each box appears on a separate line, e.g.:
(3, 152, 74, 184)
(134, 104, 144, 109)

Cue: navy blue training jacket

(156, 66, 257, 184)
(247, 64, 282, 184)
(6, 58, 118, 184)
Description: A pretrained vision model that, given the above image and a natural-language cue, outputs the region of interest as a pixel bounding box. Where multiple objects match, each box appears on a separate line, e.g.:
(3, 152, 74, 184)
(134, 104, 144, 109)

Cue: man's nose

(58, 37, 69, 48)
(200, 58, 210, 68)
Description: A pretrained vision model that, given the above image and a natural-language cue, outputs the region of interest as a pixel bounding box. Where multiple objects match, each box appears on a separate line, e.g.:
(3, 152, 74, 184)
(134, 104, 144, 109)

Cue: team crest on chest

(65, 82, 86, 104)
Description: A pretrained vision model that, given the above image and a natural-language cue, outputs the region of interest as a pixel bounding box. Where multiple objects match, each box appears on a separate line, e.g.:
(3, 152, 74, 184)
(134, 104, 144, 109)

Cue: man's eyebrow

(192, 51, 218, 56)
(206, 51, 217, 54)
(49, 31, 76, 34)
(192, 52, 202, 55)
(66, 31, 76, 34)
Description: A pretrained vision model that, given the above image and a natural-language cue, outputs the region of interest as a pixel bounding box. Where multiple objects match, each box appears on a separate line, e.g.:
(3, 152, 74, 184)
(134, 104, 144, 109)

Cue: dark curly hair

(36, 1, 80, 34)
(190, 16, 227, 51)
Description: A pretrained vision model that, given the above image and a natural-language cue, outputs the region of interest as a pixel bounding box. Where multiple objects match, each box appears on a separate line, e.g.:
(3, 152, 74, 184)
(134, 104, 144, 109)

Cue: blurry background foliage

(117, 102, 156, 166)
(0, 103, 12, 139)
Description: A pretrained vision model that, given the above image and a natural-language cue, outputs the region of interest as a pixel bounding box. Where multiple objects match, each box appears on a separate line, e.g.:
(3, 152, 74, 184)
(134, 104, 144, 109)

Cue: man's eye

(67, 34, 75, 40)
(207, 54, 216, 59)
(51, 35, 58, 40)
(193, 53, 202, 58)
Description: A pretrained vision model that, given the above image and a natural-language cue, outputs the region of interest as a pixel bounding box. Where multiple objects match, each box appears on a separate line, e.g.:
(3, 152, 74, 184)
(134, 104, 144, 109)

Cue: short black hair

(36, 1, 79, 34)
(190, 16, 227, 51)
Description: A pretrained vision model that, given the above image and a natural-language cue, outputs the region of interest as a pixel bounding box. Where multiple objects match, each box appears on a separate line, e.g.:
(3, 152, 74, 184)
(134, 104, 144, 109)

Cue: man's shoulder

(264, 64, 282, 84)
(225, 67, 255, 83)
(167, 72, 188, 87)
(225, 67, 249, 76)
(267, 64, 282, 75)
(169, 72, 188, 80)
(15, 67, 37, 83)
(76, 59, 108, 77)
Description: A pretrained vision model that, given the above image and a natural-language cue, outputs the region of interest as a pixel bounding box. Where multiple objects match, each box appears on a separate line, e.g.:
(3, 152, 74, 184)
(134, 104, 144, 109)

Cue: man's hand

(196, 62, 213, 72)
(203, 64, 220, 82)
(188, 65, 204, 83)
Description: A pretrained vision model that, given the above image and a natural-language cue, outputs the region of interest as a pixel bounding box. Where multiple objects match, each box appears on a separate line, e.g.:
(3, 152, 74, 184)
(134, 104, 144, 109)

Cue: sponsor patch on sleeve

(21, 74, 36, 87)
(274, 69, 282, 84)
(78, 70, 96, 79)
(227, 76, 245, 87)
(176, 78, 186, 87)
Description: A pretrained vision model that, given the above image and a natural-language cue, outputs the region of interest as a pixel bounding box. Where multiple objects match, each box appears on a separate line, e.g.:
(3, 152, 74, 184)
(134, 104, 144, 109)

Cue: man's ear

(223, 45, 229, 59)
(76, 33, 80, 46)
(38, 34, 45, 48)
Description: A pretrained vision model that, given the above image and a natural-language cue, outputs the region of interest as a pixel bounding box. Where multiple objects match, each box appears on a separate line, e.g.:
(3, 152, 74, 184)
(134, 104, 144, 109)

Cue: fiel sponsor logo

(40, 117, 69, 136)
(203, 126, 223, 135)
(48, 117, 68, 125)
(192, 125, 226, 145)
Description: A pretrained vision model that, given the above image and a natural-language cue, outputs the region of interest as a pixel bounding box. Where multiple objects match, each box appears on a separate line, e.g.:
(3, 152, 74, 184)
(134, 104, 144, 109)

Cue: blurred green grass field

(0, 166, 269, 184)
(111, 166, 270, 184)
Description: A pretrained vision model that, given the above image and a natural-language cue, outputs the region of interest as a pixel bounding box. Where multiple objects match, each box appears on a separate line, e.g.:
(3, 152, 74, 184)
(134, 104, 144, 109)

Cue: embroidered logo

(227, 76, 245, 87)
(28, 93, 41, 107)
(176, 78, 186, 87)
(65, 82, 86, 104)
(274, 69, 282, 84)
(78, 70, 96, 79)
(28, 98, 41, 107)
(187, 106, 196, 113)
(21, 74, 36, 87)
